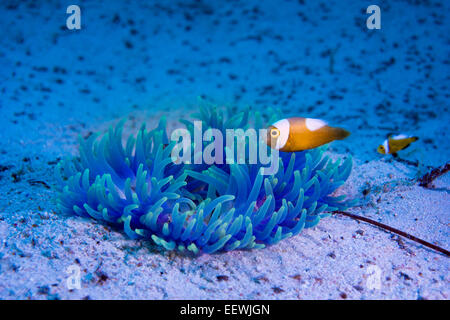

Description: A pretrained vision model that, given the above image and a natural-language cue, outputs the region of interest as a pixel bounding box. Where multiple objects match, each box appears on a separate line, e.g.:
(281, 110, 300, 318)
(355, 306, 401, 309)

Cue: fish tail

(334, 127, 350, 140)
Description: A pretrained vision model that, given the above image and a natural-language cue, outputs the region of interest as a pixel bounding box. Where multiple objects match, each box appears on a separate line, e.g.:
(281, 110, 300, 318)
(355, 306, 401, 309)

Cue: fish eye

(270, 128, 280, 138)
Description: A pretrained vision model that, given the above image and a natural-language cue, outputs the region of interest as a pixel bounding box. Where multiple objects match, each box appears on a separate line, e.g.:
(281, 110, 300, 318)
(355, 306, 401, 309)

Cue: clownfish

(266, 117, 350, 152)
(377, 134, 418, 155)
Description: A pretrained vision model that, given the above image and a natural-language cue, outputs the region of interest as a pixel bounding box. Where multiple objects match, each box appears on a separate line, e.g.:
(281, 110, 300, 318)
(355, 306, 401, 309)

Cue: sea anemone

(56, 106, 354, 254)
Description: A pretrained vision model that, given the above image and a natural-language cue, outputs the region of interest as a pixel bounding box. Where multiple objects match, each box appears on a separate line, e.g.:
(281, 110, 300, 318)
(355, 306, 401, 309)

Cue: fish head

(266, 119, 290, 150)
(377, 144, 386, 154)
(266, 125, 281, 149)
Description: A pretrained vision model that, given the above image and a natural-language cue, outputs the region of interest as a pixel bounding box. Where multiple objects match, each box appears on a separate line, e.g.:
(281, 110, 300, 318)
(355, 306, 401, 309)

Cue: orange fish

(377, 134, 418, 155)
(266, 117, 350, 152)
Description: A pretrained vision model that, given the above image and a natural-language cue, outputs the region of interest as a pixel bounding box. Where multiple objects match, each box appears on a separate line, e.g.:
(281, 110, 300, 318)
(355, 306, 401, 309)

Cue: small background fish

(377, 134, 418, 156)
